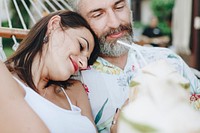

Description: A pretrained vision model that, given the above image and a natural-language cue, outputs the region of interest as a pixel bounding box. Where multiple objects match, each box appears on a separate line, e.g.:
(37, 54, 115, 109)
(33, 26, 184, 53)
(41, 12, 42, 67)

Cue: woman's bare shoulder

(0, 60, 25, 96)
(0, 61, 50, 132)
(66, 79, 87, 104)
(67, 79, 85, 93)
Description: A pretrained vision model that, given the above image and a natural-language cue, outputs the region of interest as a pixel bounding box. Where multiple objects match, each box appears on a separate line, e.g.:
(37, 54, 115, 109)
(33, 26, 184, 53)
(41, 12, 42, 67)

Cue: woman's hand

(110, 99, 129, 133)
(110, 108, 120, 133)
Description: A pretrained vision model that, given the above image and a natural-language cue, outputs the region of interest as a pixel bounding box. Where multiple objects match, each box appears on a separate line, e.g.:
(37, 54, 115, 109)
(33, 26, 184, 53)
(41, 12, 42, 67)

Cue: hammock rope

(21, 0, 37, 24)
(0, 0, 72, 61)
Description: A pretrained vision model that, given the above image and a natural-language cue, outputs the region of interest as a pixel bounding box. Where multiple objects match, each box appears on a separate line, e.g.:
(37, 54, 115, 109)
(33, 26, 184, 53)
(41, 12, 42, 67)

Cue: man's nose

(107, 10, 121, 29)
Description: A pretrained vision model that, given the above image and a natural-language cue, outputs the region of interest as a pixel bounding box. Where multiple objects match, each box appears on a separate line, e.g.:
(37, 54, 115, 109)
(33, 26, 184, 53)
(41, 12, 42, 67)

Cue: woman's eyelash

(79, 42, 84, 51)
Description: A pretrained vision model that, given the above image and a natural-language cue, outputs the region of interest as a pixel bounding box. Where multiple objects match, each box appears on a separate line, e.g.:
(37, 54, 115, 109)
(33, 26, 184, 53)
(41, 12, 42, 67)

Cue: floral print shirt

(81, 44, 200, 133)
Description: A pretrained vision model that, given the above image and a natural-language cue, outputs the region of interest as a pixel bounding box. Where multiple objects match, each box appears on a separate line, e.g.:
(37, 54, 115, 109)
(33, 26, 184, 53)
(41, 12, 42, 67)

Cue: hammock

(0, 0, 72, 61)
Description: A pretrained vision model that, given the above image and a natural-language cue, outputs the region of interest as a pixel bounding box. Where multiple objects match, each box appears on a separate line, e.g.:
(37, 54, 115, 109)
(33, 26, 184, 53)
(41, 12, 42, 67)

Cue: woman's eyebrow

(81, 37, 89, 51)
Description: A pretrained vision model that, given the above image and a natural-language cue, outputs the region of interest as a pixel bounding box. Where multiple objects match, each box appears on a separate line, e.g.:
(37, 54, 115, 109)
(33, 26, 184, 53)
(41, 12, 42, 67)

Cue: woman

(0, 10, 99, 133)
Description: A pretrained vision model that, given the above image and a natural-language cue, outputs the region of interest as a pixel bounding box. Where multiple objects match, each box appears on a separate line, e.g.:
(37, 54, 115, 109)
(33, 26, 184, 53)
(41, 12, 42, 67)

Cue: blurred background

(0, 0, 200, 70)
(130, 0, 200, 70)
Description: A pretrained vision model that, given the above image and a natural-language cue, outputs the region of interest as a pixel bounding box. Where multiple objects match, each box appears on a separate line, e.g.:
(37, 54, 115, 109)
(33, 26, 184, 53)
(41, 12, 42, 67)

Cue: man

(67, 0, 200, 133)
(141, 16, 170, 47)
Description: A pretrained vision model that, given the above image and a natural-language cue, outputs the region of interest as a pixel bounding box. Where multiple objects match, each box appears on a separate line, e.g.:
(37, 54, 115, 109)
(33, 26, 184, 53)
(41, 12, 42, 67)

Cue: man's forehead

(79, 0, 122, 11)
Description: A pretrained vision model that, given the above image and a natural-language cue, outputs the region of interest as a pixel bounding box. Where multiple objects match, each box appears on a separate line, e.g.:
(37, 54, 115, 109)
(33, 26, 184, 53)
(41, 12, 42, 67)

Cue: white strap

(60, 87, 74, 111)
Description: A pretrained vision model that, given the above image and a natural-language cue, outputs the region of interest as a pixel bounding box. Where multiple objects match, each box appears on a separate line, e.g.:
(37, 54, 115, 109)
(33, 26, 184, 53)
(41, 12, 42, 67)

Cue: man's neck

(100, 53, 128, 70)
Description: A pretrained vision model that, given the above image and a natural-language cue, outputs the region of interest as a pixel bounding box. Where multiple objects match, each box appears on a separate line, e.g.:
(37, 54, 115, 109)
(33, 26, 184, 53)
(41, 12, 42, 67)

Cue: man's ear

(47, 15, 61, 33)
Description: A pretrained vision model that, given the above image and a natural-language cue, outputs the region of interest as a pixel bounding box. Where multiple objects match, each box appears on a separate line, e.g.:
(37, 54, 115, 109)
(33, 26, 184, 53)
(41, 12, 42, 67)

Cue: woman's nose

(78, 56, 88, 70)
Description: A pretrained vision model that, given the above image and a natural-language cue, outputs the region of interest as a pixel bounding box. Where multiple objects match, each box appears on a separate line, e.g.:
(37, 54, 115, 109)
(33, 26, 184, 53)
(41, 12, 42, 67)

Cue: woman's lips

(70, 58, 78, 73)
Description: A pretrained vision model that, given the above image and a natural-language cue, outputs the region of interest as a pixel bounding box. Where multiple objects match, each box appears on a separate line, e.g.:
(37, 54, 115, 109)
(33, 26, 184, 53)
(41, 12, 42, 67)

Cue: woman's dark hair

(5, 10, 99, 92)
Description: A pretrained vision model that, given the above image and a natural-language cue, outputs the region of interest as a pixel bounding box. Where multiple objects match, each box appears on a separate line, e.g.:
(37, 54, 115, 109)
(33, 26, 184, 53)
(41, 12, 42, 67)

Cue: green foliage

(151, 0, 175, 35)
(2, 21, 13, 48)
(151, 0, 175, 20)
(3, 47, 14, 58)
(133, 21, 145, 29)
(158, 21, 171, 35)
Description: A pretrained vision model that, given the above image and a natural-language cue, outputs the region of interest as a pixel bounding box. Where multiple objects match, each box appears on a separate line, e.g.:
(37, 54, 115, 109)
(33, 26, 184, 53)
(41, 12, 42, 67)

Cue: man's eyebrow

(115, 0, 125, 5)
(87, 0, 125, 15)
(81, 37, 89, 51)
(88, 8, 102, 15)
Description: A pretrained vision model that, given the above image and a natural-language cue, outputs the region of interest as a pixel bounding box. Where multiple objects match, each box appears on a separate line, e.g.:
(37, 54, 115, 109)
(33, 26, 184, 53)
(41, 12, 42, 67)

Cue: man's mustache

(102, 24, 132, 39)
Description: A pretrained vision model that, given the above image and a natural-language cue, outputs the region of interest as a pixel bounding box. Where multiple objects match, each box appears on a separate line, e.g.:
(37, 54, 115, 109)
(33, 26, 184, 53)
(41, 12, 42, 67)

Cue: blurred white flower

(118, 60, 200, 133)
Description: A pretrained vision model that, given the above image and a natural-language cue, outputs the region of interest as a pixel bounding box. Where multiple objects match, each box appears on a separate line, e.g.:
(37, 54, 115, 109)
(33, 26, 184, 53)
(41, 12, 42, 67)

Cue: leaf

(120, 113, 158, 133)
(167, 54, 178, 59)
(94, 98, 109, 124)
(98, 127, 106, 132)
(180, 83, 190, 90)
(129, 80, 140, 87)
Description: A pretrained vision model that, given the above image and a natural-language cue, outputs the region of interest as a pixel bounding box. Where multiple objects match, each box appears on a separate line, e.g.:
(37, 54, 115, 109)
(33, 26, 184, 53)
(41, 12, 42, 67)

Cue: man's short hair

(67, 0, 80, 11)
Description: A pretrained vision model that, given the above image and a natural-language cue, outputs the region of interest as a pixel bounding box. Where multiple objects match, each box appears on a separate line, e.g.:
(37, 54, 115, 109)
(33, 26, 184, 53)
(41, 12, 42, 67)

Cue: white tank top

(14, 78, 96, 133)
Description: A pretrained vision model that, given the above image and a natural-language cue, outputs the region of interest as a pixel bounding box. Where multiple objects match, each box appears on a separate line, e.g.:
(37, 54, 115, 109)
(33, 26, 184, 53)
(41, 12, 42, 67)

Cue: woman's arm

(0, 61, 49, 133)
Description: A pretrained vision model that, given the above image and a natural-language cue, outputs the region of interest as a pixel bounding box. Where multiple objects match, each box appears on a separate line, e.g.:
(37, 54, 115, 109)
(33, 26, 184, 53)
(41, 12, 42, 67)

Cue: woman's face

(45, 27, 95, 81)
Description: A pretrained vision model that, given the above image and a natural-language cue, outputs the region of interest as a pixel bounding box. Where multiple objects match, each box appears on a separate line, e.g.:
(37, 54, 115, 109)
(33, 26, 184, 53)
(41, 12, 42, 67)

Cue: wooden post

(191, 0, 200, 70)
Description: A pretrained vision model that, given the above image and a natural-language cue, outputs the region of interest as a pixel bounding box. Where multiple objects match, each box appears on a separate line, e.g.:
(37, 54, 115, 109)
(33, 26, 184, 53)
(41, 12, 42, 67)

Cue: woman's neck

(31, 56, 48, 92)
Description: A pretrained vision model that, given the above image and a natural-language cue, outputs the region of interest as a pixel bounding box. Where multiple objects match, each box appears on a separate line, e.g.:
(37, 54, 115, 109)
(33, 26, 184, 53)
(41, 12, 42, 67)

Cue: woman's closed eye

(79, 42, 84, 51)
(80, 37, 89, 52)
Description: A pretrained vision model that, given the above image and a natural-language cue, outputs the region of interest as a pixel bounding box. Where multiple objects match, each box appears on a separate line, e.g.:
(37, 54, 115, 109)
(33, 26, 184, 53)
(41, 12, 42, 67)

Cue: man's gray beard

(99, 34, 133, 57)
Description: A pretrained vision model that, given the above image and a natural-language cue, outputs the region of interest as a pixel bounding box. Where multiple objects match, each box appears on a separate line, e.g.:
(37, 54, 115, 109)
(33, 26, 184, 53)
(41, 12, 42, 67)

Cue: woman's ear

(47, 15, 61, 33)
